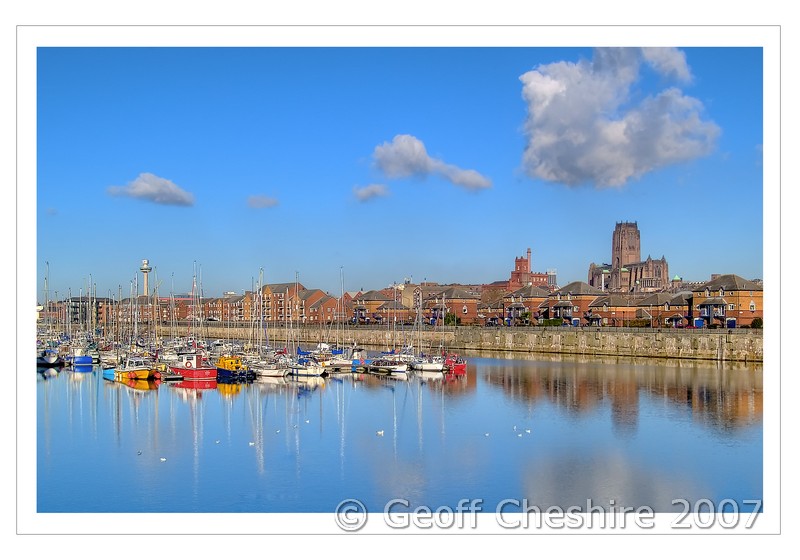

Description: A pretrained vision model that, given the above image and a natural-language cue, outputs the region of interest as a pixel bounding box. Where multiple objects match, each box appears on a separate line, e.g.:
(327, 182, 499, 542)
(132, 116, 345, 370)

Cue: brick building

(588, 222, 669, 293)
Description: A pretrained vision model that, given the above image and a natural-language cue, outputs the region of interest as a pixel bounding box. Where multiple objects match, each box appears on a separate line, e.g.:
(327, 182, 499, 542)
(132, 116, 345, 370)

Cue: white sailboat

(248, 268, 291, 378)
(409, 287, 444, 376)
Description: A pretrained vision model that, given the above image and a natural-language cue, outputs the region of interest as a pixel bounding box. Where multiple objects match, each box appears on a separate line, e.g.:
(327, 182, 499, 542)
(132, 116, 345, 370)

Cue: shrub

(750, 317, 763, 329)
(444, 313, 461, 326)
(539, 318, 563, 327)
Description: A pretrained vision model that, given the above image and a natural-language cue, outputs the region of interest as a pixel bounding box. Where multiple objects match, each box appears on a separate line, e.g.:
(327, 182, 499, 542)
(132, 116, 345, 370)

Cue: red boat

(168, 352, 217, 381)
(444, 353, 467, 375)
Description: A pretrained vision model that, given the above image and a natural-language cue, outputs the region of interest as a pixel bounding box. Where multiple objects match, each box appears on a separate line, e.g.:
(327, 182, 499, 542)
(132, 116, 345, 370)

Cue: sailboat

(289, 346, 326, 377)
(37, 262, 67, 368)
(168, 265, 217, 382)
(246, 268, 292, 378)
(408, 288, 444, 376)
(286, 273, 325, 379)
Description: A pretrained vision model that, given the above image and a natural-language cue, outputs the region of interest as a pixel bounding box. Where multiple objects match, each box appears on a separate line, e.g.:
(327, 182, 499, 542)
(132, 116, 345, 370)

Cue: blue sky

(34, 45, 765, 299)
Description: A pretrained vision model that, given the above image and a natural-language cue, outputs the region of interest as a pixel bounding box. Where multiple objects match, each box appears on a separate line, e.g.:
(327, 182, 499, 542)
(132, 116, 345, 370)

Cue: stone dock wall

(199, 324, 763, 363)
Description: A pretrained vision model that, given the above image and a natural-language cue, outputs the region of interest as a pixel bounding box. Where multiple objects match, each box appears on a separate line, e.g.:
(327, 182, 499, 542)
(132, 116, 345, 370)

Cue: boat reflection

(217, 382, 244, 398)
(122, 378, 160, 392)
(37, 367, 61, 380)
(171, 379, 218, 392)
(287, 373, 325, 397)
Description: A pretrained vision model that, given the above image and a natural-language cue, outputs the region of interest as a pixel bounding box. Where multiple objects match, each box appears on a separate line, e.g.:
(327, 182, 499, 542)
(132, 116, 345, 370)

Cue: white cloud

(641, 47, 692, 83)
(519, 47, 719, 188)
(373, 134, 491, 191)
(247, 195, 279, 209)
(353, 183, 390, 202)
(107, 172, 195, 206)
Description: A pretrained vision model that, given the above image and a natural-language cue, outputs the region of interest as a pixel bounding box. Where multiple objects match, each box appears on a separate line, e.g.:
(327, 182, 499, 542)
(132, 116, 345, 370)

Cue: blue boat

(215, 355, 255, 383)
(72, 355, 93, 366)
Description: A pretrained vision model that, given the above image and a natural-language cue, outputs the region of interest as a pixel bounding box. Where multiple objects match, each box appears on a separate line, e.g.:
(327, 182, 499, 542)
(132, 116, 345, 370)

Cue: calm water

(36, 353, 762, 514)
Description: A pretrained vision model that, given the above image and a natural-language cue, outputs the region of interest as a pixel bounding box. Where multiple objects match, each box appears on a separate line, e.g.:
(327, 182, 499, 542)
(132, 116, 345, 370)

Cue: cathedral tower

(611, 222, 640, 271)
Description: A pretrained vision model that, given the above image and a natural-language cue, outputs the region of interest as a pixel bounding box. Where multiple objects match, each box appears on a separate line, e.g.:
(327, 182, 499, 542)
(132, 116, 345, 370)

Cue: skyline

(31, 37, 767, 300)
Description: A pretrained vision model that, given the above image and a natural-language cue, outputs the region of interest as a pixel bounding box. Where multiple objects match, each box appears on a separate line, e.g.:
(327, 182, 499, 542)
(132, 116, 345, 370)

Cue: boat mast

(116, 285, 122, 363)
(258, 267, 264, 355)
(43, 261, 50, 339)
(189, 262, 196, 341)
(152, 268, 160, 350)
(133, 274, 139, 348)
(339, 266, 344, 348)
(167, 274, 172, 342)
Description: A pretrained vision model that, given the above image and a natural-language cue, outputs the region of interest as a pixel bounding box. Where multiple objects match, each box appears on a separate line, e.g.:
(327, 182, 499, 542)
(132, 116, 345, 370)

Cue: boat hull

(73, 355, 93, 366)
(168, 365, 218, 381)
(288, 364, 326, 377)
(445, 363, 467, 375)
(115, 367, 155, 380)
(411, 361, 444, 372)
(252, 365, 289, 378)
(217, 367, 255, 382)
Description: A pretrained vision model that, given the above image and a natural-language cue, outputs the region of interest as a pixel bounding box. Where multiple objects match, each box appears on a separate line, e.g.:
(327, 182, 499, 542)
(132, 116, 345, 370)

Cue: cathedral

(587, 222, 669, 293)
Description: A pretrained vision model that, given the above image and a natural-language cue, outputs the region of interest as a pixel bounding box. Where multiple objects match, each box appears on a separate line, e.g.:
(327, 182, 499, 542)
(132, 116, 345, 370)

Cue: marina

(35, 351, 762, 516)
(27, 41, 773, 541)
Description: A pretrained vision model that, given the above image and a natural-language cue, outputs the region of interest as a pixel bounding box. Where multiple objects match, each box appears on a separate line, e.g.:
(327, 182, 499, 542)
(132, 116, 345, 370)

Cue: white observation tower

(140, 259, 152, 297)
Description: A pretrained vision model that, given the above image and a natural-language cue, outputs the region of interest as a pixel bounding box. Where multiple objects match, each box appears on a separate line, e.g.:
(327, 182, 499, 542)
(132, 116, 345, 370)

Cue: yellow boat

(114, 356, 156, 380)
(216, 355, 246, 372)
(215, 355, 254, 382)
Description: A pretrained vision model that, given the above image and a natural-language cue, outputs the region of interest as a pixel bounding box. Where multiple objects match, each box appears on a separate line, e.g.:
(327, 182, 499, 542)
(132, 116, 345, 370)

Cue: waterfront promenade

(196, 324, 763, 363)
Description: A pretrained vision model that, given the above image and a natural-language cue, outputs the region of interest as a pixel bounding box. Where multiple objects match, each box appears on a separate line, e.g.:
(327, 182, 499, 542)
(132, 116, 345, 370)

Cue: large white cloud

(519, 47, 719, 188)
(107, 172, 195, 206)
(373, 134, 492, 191)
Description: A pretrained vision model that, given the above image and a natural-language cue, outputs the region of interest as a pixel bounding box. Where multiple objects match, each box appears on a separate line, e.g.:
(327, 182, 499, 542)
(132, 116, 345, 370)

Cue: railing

(38, 319, 762, 335)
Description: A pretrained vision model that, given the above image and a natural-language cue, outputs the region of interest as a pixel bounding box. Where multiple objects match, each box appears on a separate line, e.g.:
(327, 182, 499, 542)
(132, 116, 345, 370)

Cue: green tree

(444, 312, 460, 326)
(750, 317, 763, 329)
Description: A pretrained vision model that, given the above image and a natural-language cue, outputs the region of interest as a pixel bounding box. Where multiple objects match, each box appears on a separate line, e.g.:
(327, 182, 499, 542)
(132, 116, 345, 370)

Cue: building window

(728, 304, 735, 311)
(462, 305, 468, 315)
(573, 306, 579, 313)
(749, 301, 756, 312)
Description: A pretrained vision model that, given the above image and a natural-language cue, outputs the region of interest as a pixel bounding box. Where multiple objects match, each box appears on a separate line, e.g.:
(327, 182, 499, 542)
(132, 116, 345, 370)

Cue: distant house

(352, 290, 393, 324)
(376, 300, 414, 324)
(540, 281, 604, 326)
(689, 274, 763, 328)
(307, 294, 339, 324)
(586, 294, 641, 327)
(635, 292, 691, 328)
(478, 297, 505, 326)
(502, 284, 551, 326)
(419, 286, 481, 326)
(261, 282, 305, 324)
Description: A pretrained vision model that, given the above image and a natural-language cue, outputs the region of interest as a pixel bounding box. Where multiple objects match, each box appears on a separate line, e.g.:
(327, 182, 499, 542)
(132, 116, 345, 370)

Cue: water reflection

(481, 355, 762, 435)
(36, 356, 763, 514)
